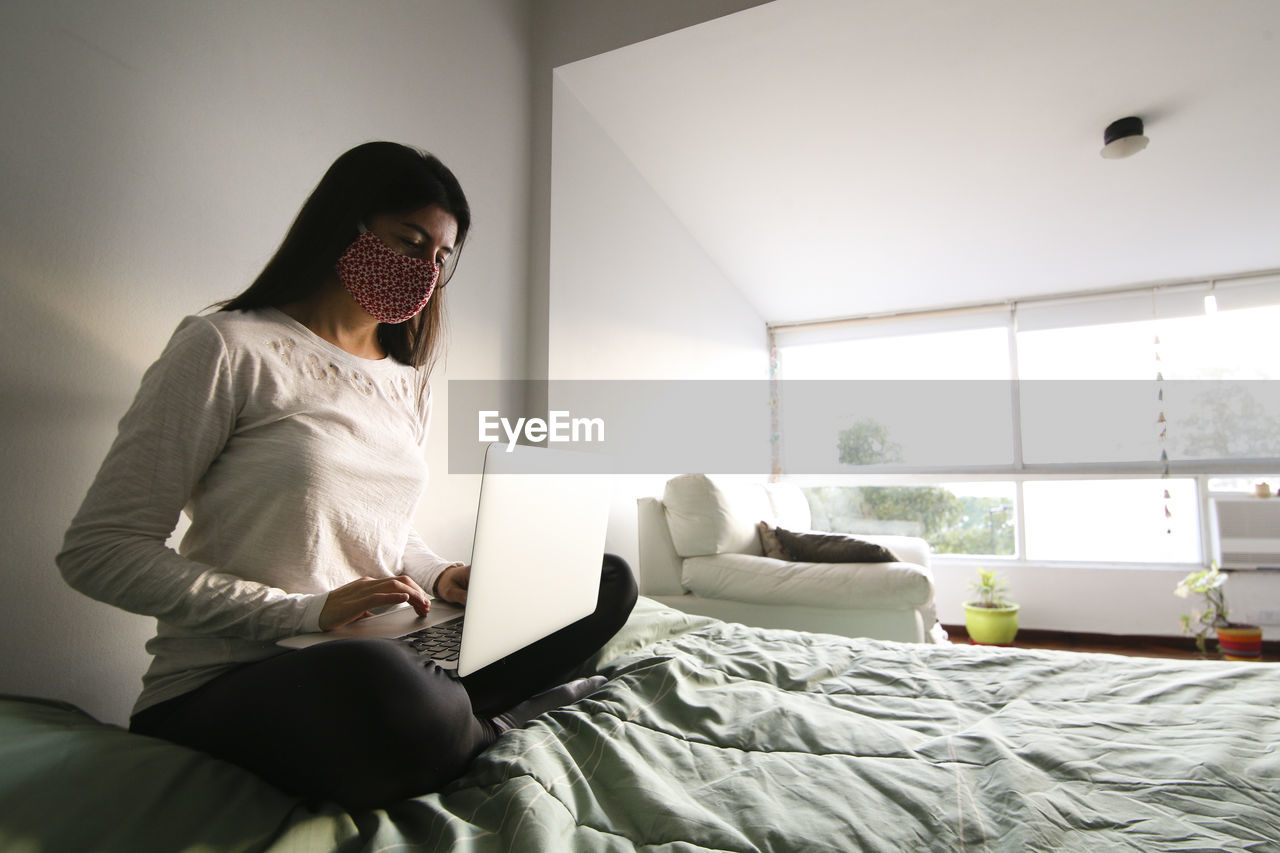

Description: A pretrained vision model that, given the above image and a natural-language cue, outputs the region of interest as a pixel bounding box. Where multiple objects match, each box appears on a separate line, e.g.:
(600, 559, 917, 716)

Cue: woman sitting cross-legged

(57, 141, 637, 810)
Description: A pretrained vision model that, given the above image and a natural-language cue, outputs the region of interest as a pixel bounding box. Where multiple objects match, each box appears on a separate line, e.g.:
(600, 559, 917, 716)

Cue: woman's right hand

(318, 575, 431, 631)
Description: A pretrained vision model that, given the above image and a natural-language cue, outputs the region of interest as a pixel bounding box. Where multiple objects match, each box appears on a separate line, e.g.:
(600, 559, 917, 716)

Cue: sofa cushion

(682, 552, 934, 608)
(772, 527, 899, 563)
(663, 474, 770, 558)
(764, 483, 812, 529)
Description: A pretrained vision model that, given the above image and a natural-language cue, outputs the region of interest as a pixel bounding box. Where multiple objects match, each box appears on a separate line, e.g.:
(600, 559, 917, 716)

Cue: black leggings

(130, 554, 637, 810)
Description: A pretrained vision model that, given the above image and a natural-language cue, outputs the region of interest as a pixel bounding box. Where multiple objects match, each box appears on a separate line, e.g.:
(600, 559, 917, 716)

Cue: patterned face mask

(335, 230, 440, 324)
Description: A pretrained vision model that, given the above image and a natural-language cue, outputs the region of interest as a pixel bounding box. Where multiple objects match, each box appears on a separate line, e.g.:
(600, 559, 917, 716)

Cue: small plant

(968, 567, 1012, 609)
(1174, 563, 1230, 655)
(964, 567, 1019, 644)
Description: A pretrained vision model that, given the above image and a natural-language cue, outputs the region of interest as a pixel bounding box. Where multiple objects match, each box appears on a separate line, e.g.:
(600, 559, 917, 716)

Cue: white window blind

(772, 272, 1280, 476)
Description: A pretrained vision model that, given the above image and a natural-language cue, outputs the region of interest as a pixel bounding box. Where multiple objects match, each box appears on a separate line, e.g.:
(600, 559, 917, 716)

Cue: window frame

(770, 270, 1280, 568)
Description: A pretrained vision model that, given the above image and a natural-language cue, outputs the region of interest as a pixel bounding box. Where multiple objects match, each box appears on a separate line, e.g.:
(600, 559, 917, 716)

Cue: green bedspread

(2, 598, 1278, 851)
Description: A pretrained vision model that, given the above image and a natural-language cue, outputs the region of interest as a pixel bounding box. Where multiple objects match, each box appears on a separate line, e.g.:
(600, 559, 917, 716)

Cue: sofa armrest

(636, 497, 686, 596)
(682, 553, 935, 609)
(850, 534, 931, 570)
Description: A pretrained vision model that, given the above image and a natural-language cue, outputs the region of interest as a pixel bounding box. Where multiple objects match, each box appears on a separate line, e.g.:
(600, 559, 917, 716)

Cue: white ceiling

(555, 0, 1280, 325)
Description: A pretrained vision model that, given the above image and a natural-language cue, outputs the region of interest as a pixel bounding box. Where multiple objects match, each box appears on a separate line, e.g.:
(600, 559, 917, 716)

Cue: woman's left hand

(318, 574, 431, 631)
(434, 563, 471, 606)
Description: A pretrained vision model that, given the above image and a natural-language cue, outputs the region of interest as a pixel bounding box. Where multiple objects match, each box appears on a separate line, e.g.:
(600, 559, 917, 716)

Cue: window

(804, 481, 1016, 557)
(1022, 479, 1199, 564)
(771, 273, 1280, 564)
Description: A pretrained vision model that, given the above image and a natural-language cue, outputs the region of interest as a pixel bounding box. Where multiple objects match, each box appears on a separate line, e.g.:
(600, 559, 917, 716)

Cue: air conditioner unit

(1209, 496, 1280, 570)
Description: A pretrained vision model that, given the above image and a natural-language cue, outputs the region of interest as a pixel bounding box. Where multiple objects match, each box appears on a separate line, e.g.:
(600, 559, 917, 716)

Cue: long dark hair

(220, 141, 470, 373)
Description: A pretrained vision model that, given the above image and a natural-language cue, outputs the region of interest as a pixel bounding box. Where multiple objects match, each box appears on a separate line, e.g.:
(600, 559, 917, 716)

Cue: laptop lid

(455, 442, 611, 675)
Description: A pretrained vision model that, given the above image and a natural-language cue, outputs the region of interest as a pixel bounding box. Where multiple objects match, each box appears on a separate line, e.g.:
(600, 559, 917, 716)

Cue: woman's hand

(319, 575, 430, 631)
(434, 563, 471, 606)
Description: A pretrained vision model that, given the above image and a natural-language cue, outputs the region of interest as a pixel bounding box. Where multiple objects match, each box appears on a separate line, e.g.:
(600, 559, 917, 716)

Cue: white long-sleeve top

(57, 308, 456, 715)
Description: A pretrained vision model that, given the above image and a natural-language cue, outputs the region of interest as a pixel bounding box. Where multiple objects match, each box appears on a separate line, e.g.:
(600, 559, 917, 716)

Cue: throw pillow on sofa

(756, 521, 788, 559)
(757, 522, 899, 563)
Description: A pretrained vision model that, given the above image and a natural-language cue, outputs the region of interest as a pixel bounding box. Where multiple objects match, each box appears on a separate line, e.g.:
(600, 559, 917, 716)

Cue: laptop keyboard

(401, 616, 465, 663)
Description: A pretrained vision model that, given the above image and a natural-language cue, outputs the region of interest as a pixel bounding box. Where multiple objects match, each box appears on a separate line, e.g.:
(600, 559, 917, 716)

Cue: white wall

(548, 77, 767, 381)
(526, 0, 776, 386)
(521, 1, 774, 573)
(548, 72, 770, 567)
(933, 561, 1280, 640)
(0, 0, 533, 725)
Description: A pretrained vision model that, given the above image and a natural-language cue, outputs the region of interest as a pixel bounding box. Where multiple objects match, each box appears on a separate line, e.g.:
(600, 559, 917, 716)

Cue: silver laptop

(278, 442, 612, 677)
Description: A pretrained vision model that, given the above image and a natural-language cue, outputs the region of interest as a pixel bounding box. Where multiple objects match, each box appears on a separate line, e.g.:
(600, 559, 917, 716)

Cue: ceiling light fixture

(1100, 116, 1149, 159)
(1204, 280, 1218, 314)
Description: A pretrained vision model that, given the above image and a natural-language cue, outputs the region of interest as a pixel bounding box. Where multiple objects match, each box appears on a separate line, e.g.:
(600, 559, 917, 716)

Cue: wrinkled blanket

(2, 598, 1278, 851)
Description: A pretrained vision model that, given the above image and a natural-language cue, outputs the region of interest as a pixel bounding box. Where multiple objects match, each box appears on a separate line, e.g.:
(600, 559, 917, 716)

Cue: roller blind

(771, 271, 1280, 474)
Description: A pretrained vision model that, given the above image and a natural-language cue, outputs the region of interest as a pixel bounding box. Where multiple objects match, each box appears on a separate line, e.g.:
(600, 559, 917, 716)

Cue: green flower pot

(964, 602, 1020, 645)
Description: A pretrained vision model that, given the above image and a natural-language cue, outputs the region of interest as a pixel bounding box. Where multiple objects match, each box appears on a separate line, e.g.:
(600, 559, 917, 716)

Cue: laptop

(278, 442, 612, 677)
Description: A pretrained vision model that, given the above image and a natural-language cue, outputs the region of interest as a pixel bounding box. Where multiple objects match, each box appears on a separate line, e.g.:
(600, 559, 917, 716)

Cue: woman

(57, 141, 636, 810)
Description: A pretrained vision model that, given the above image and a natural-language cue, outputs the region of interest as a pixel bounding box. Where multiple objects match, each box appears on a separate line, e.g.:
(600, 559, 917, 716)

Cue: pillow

(756, 521, 788, 559)
(758, 523, 899, 563)
(665, 474, 769, 557)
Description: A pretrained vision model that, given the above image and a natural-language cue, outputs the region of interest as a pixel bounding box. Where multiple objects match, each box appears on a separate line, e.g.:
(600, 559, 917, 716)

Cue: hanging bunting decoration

(1153, 300, 1172, 533)
(768, 331, 782, 480)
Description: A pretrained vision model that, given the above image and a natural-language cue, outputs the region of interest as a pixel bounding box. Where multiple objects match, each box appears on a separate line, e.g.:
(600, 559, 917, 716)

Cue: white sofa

(637, 474, 947, 643)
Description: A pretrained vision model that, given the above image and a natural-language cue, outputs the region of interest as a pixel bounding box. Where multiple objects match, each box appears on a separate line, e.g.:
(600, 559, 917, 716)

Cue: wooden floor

(941, 625, 1276, 661)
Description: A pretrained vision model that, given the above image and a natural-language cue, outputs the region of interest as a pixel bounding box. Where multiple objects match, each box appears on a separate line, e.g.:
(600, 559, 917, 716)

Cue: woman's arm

(397, 379, 471, 603)
(402, 529, 467, 602)
(57, 317, 326, 640)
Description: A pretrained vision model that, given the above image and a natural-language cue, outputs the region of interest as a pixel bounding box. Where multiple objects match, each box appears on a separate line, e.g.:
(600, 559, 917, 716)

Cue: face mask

(336, 230, 440, 324)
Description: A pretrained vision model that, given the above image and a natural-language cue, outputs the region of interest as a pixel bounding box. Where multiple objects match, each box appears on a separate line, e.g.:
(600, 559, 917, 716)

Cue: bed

(2, 598, 1278, 851)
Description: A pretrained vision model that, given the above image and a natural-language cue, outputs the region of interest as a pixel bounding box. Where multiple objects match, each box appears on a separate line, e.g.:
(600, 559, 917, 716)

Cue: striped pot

(1217, 624, 1263, 661)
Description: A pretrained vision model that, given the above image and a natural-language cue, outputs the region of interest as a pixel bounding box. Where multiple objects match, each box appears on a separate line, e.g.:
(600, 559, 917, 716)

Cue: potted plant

(1175, 563, 1263, 660)
(963, 568, 1019, 645)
